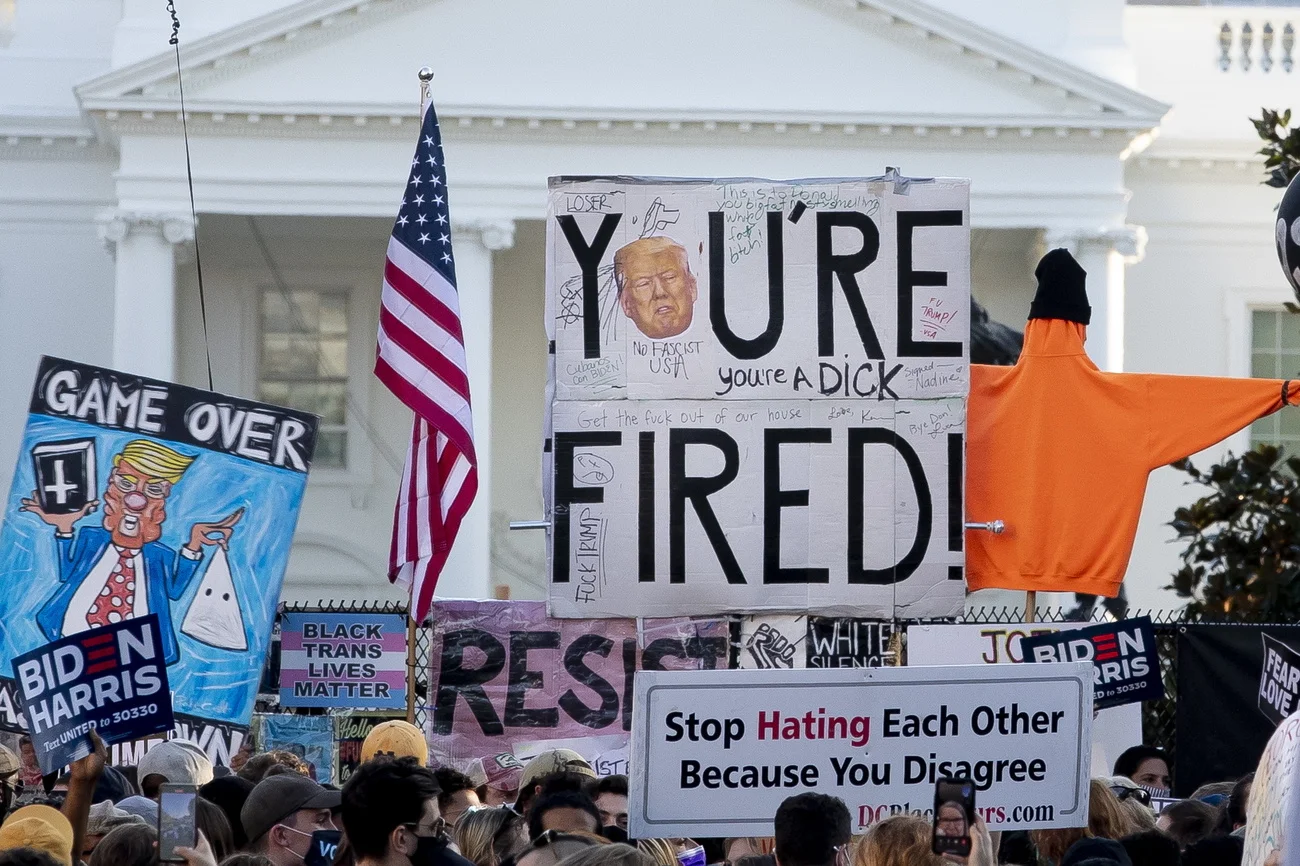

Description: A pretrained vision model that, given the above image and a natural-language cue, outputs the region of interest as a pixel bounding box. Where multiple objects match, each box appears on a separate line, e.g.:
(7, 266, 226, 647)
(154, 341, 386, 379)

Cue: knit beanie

(1028, 248, 1091, 325)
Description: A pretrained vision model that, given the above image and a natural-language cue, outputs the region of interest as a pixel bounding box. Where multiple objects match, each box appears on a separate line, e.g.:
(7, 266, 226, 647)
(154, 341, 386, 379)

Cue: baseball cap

(360, 720, 428, 765)
(0, 804, 74, 866)
(138, 739, 214, 786)
(116, 796, 158, 823)
(85, 801, 146, 837)
(241, 773, 342, 844)
(518, 749, 595, 789)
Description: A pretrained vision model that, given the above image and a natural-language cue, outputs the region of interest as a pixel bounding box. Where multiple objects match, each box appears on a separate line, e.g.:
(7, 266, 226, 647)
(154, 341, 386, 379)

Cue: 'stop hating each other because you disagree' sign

(545, 176, 971, 620)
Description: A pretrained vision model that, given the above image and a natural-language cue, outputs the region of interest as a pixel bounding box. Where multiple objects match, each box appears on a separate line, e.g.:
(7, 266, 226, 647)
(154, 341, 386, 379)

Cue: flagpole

(406, 65, 434, 729)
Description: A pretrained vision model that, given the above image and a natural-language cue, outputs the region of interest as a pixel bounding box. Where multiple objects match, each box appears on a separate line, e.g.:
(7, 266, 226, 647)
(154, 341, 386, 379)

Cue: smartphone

(931, 778, 975, 857)
(158, 783, 198, 863)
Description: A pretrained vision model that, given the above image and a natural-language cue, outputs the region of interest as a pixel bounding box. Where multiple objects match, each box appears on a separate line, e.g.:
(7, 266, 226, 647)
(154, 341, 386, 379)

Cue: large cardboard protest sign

(630, 663, 1092, 838)
(549, 398, 964, 618)
(1177, 626, 1300, 795)
(279, 613, 407, 709)
(427, 600, 727, 769)
(13, 615, 173, 772)
(0, 357, 316, 732)
(1020, 617, 1162, 709)
(907, 623, 1141, 776)
(1244, 709, 1300, 866)
(547, 176, 970, 620)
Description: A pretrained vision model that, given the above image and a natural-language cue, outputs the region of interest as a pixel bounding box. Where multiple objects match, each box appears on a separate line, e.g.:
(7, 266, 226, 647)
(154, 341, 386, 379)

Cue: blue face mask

(305, 830, 342, 866)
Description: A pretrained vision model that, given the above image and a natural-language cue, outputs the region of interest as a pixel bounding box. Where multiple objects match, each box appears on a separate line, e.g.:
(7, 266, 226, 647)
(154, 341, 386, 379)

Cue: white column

(1044, 225, 1146, 372)
(436, 218, 515, 600)
(97, 210, 194, 381)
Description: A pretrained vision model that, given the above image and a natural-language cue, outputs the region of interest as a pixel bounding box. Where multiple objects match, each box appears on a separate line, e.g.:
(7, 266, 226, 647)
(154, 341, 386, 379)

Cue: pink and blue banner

(279, 612, 407, 709)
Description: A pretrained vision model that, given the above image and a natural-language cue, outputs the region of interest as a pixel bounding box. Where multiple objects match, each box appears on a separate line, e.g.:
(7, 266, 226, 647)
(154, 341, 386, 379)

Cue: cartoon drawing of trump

(20, 439, 242, 664)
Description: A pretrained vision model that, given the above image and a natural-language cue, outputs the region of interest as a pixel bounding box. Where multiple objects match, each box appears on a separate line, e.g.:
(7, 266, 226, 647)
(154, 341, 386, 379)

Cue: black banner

(30, 357, 317, 473)
(805, 618, 893, 668)
(1176, 625, 1300, 795)
(1258, 633, 1300, 726)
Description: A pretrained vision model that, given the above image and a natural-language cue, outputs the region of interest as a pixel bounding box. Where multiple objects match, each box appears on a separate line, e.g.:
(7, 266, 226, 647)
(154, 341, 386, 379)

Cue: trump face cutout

(614, 237, 697, 339)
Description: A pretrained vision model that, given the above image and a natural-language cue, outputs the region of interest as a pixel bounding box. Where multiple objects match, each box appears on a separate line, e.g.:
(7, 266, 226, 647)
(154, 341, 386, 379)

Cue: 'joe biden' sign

(545, 176, 970, 619)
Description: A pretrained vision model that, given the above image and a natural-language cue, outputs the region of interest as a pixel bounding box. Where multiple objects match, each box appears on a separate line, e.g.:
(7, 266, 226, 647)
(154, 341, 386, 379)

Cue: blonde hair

(853, 815, 943, 866)
(1115, 796, 1155, 832)
(455, 806, 526, 866)
(613, 237, 691, 293)
(114, 439, 195, 483)
(557, 844, 655, 866)
(636, 839, 677, 866)
(1030, 779, 1140, 864)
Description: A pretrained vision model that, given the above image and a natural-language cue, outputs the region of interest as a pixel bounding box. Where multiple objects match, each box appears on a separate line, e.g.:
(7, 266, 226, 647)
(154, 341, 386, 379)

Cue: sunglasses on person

(402, 817, 448, 839)
(1110, 785, 1152, 806)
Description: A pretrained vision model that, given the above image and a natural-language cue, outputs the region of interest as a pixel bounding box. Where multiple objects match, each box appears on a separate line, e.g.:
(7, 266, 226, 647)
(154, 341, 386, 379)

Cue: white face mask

(275, 824, 314, 861)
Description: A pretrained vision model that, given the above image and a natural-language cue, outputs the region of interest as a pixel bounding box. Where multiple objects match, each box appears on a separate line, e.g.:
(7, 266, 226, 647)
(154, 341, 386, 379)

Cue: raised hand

(20, 491, 97, 535)
(69, 729, 106, 783)
(186, 507, 244, 553)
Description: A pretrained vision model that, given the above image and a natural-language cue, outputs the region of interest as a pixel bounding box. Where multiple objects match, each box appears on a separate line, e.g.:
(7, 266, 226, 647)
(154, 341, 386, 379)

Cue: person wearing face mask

(240, 774, 341, 866)
(1112, 746, 1172, 799)
(342, 757, 479, 866)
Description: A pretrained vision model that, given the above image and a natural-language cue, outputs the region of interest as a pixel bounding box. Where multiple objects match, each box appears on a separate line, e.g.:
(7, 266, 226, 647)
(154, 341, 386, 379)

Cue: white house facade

(0, 0, 1295, 612)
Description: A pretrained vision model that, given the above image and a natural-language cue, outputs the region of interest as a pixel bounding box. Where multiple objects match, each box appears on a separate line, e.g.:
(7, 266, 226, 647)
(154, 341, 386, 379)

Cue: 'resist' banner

(546, 176, 971, 619)
(426, 600, 728, 770)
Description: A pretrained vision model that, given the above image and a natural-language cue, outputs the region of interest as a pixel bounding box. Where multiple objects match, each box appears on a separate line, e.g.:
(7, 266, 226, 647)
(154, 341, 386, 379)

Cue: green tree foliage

(1168, 447, 1300, 619)
(1253, 108, 1300, 187)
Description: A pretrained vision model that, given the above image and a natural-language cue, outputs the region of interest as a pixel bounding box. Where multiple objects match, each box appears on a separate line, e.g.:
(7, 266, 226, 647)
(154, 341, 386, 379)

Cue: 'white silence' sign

(629, 664, 1093, 837)
(546, 176, 971, 619)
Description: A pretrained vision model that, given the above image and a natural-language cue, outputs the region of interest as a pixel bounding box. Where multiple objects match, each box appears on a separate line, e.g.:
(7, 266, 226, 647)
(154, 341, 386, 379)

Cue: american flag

(374, 99, 477, 623)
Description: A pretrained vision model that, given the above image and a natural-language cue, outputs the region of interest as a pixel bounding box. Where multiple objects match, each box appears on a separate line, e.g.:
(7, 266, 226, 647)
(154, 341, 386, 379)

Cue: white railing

(1218, 19, 1297, 72)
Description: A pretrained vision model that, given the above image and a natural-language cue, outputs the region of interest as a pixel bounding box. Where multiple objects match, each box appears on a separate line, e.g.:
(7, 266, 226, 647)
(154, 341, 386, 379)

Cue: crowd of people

(0, 728, 1257, 866)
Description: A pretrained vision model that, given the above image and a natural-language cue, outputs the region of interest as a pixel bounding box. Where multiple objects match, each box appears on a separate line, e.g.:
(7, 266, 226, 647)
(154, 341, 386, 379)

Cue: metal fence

(957, 606, 1187, 764)
(262, 598, 1271, 761)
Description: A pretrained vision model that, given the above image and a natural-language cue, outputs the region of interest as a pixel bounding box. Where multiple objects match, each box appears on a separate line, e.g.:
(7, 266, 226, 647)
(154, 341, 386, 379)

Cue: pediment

(77, 0, 1167, 132)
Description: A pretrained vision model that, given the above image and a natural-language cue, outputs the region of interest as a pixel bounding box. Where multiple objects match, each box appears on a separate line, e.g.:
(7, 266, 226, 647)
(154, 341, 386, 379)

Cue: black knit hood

(1028, 248, 1091, 325)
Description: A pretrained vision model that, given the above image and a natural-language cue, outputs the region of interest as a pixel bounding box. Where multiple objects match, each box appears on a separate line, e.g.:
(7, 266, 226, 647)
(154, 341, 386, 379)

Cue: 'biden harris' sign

(14, 614, 173, 773)
(545, 176, 970, 618)
(0, 357, 317, 732)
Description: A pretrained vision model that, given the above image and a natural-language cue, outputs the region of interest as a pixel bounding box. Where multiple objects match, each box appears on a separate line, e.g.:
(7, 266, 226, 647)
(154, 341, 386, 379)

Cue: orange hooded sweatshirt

(967, 312, 1299, 599)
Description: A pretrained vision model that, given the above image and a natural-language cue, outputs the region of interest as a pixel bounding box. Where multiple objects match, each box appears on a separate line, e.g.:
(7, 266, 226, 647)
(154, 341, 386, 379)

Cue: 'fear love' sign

(545, 176, 970, 619)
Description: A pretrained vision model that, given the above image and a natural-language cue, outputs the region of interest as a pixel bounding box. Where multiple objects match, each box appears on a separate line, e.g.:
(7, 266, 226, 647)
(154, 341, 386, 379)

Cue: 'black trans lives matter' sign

(545, 176, 970, 619)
